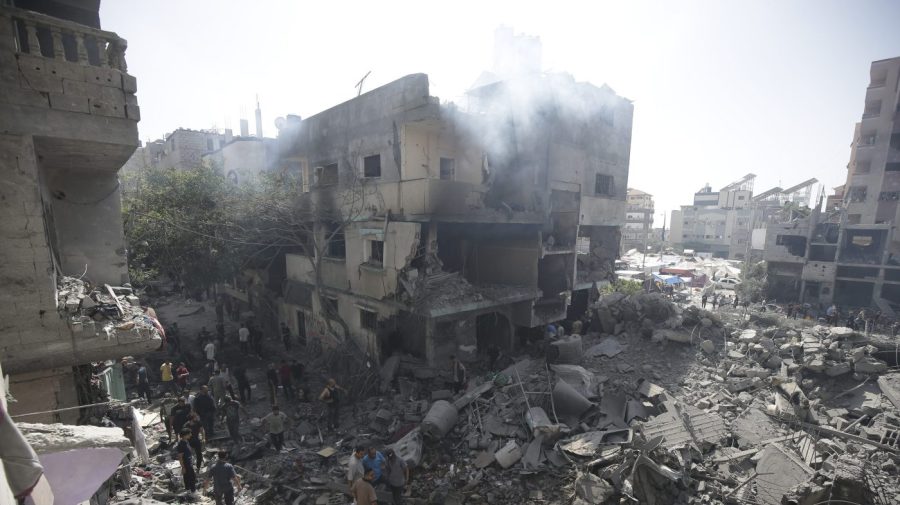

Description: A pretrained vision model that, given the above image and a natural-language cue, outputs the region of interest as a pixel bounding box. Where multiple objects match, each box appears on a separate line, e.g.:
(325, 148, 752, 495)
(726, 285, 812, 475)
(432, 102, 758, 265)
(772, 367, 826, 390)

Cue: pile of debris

(57, 275, 164, 343)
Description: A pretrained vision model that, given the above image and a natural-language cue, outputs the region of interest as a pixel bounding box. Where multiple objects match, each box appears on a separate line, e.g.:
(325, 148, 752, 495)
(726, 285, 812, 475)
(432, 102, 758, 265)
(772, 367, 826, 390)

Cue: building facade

(669, 178, 754, 259)
(764, 56, 900, 310)
(621, 188, 654, 252)
(248, 73, 632, 365)
(0, 1, 160, 422)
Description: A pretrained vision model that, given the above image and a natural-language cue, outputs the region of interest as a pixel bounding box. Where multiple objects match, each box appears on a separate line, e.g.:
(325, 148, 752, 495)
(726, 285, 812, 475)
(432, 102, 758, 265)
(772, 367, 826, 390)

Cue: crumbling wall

(7, 367, 79, 424)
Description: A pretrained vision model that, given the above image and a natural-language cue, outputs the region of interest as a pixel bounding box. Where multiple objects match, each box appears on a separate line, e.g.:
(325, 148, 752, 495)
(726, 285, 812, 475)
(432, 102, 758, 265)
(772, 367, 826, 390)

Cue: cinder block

(88, 98, 125, 118)
(83, 65, 121, 87)
(49, 93, 90, 113)
(125, 104, 140, 121)
(121, 73, 137, 93)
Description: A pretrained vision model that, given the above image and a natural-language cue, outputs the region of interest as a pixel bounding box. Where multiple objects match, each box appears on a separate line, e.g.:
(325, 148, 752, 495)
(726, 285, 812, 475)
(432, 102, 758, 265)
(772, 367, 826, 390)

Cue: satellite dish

(274, 117, 286, 130)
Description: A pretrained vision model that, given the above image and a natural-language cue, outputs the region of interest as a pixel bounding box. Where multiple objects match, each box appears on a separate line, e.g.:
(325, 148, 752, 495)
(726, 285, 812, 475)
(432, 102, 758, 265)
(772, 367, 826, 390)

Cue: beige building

(236, 72, 633, 364)
(0, 1, 160, 422)
(764, 56, 900, 309)
(622, 188, 654, 252)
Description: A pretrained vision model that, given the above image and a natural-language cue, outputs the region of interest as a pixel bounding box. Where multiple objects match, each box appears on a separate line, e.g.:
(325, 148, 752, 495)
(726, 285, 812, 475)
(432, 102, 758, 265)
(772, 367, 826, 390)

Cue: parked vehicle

(715, 277, 742, 290)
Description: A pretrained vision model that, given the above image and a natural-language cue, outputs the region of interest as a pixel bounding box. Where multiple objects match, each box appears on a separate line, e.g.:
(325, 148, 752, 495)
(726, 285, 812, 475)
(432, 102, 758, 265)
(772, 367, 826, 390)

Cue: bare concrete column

(24, 21, 41, 55)
(73, 33, 88, 65)
(49, 28, 64, 60)
(95, 37, 108, 68)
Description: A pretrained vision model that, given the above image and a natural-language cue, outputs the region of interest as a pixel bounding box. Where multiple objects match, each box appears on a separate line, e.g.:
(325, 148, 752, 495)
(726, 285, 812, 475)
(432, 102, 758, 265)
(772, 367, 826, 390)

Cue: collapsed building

(764, 56, 900, 310)
(0, 0, 161, 422)
(240, 71, 634, 364)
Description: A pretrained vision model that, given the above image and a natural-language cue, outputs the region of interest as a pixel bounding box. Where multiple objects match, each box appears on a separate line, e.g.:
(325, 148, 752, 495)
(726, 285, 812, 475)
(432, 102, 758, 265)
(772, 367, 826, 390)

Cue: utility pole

(355, 71, 372, 97)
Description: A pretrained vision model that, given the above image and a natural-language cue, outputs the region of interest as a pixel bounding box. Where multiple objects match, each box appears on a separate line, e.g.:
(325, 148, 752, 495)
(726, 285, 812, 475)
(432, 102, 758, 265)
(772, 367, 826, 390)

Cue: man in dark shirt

(170, 397, 192, 436)
(222, 395, 247, 443)
(233, 366, 251, 403)
(384, 448, 409, 504)
(186, 412, 206, 471)
(265, 364, 279, 404)
(204, 451, 241, 505)
(193, 385, 217, 437)
(290, 360, 305, 400)
(176, 429, 197, 493)
(136, 363, 151, 402)
(280, 322, 292, 351)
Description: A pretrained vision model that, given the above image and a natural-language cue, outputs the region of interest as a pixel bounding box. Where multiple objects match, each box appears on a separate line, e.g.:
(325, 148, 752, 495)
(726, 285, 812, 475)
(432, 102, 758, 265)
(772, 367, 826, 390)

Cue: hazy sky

(101, 0, 900, 220)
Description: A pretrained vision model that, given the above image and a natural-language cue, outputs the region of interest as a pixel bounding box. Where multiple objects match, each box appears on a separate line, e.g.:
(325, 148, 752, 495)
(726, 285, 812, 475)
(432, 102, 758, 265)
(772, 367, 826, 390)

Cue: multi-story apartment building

(0, 1, 160, 421)
(764, 57, 900, 310)
(248, 73, 632, 364)
(669, 177, 754, 259)
(622, 188, 654, 252)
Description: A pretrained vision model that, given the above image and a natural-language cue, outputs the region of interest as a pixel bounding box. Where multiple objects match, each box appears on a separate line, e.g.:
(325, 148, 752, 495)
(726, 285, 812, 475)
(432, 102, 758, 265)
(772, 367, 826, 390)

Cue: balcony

(0, 5, 140, 170)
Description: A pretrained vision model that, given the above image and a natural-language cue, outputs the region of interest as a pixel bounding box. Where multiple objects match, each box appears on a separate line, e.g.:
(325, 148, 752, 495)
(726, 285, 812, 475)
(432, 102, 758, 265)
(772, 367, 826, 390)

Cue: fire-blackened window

(326, 223, 345, 259)
(360, 308, 378, 331)
(367, 240, 384, 267)
(595, 174, 614, 196)
(363, 155, 381, 178)
(318, 163, 339, 186)
(440, 157, 455, 180)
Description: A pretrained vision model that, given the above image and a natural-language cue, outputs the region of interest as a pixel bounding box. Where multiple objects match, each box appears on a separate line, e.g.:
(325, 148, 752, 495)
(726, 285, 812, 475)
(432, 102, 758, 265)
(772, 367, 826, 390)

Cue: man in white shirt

(204, 341, 217, 369)
(238, 324, 250, 354)
(346, 446, 365, 494)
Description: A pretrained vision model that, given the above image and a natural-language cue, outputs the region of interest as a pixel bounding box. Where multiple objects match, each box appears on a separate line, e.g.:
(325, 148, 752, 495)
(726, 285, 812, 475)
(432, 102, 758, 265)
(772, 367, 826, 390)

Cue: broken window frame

(363, 154, 382, 178)
(595, 174, 614, 197)
(317, 163, 339, 186)
(439, 157, 455, 180)
(323, 296, 339, 316)
(359, 308, 378, 332)
(365, 239, 385, 268)
(325, 223, 346, 259)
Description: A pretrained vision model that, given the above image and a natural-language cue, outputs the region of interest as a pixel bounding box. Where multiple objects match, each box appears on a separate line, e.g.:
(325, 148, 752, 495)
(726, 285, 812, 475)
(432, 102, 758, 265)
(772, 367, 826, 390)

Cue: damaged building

(0, 0, 162, 422)
(255, 70, 633, 364)
(764, 56, 900, 309)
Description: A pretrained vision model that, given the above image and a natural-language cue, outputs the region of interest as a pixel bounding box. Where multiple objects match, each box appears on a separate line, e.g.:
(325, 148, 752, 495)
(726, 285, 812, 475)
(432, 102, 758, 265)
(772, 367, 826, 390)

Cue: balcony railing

(4, 6, 127, 72)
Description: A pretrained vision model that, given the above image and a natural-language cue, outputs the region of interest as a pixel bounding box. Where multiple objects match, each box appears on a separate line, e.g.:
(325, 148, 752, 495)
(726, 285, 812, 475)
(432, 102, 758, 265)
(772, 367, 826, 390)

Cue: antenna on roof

(355, 70, 372, 97)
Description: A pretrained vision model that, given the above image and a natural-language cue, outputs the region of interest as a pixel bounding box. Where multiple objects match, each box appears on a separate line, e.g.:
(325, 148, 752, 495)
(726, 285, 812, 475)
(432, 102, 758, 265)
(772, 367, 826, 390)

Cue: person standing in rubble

(208, 369, 229, 407)
(222, 395, 248, 444)
(280, 322, 293, 351)
(238, 323, 250, 354)
(347, 446, 366, 494)
(733, 296, 739, 309)
(319, 378, 347, 431)
(159, 394, 179, 441)
(450, 355, 467, 394)
(290, 360, 306, 400)
(176, 428, 197, 494)
(351, 468, 378, 505)
(193, 385, 217, 438)
(252, 325, 265, 357)
(176, 362, 190, 392)
(204, 451, 241, 505)
(701, 293, 708, 309)
(711, 295, 718, 310)
(136, 362, 152, 402)
(265, 363, 280, 404)
(384, 448, 409, 504)
(170, 396, 192, 436)
(186, 412, 206, 472)
(204, 339, 217, 370)
(261, 405, 289, 452)
(278, 360, 295, 401)
(362, 446, 387, 486)
(160, 360, 175, 394)
(232, 365, 252, 403)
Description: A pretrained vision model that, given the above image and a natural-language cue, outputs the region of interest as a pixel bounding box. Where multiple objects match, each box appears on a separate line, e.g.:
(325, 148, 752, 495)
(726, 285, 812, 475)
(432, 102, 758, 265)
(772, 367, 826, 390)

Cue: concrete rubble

(57, 275, 164, 344)
(60, 291, 900, 505)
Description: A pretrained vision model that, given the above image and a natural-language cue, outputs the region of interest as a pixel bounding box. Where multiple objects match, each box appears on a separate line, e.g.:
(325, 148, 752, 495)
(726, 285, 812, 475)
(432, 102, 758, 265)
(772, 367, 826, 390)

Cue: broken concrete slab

(390, 427, 423, 467)
(522, 436, 543, 471)
(639, 400, 727, 451)
(745, 443, 814, 505)
(552, 378, 593, 419)
(473, 450, 495, 469)
(574, 472, 614, 504)
(494, 440, 522, 469)
(854, 356, 888, 374)
(877, 372, 900, 410)
(584, 338, 623, 358)
(550, 364, 597, 397)
(549, 335, 583, 364)
(732, 407, 785, 449)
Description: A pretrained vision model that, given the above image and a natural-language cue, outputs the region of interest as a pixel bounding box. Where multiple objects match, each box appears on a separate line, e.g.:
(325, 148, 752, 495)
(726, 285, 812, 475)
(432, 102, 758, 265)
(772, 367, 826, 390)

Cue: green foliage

(601, 279, 644, 296)
(122, 167, 243, 290)
(736, 260, 767, 302)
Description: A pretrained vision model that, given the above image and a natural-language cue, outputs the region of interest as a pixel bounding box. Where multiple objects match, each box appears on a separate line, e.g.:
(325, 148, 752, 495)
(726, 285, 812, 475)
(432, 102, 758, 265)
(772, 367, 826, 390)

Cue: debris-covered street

(91, 289, 900, 505)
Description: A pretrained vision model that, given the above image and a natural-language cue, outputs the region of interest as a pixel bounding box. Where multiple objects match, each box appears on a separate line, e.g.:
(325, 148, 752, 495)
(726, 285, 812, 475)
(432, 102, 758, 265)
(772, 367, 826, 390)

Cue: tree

(736, 260, 767, 303)
(121, 166, 242, 293)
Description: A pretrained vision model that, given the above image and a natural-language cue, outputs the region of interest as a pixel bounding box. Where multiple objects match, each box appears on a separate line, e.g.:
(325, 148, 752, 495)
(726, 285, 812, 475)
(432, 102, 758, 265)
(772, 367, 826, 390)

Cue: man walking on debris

(279, 360, 295, 400)
(319, 378, 347, 431)
(232, 365, 251, 403)
(362, 446, 387, 486)
(711, 295, 718, 310)
(347, 446, 366, 494)
(194, 385, 217, 437)
(223, 395, 248, 443)
(170, 396, 192, 436)
(160, 394, 178, 441)
(204, 339, 217, 369)
(176, 428, 197, 494)
(266, 363, 280, 403)
(238, 323, 250, 354)
(384, 448, 409, 504)
(161, 360, 175, 394)
(450, 355, 467, 394)
(701, 293, 708, 308)
(351, 468, 378, 505)
(208, 369, 229, 407)
(136, 362, 152, 402)
(186, 412, 206, 471)
(176, 362, 190, 392)
(281, 322, 292, 351)
(261, 405, 289, 451)
(204, 451, 241, 505)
